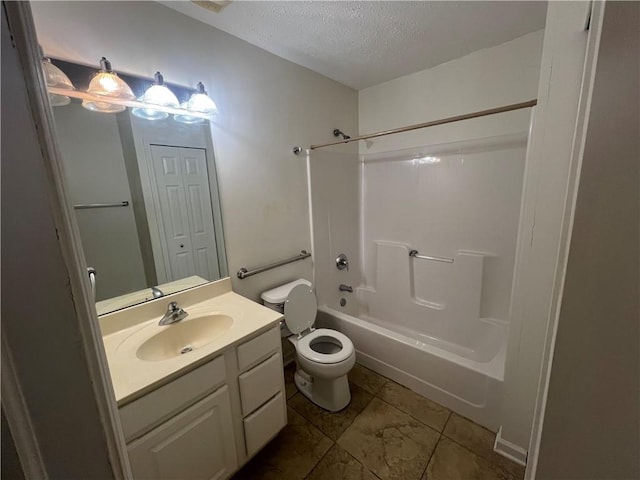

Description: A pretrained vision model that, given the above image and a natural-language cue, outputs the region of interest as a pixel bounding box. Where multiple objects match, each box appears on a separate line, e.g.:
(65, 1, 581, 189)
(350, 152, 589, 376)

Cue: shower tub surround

(311, 134, 528, 430)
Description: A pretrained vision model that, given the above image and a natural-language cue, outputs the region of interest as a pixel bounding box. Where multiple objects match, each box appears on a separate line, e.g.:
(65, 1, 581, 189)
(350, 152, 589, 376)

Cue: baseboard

(494, 427, 528, 466)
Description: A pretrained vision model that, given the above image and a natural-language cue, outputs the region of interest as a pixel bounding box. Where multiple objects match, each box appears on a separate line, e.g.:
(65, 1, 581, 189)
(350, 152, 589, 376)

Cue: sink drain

(180, 345, 193, 355)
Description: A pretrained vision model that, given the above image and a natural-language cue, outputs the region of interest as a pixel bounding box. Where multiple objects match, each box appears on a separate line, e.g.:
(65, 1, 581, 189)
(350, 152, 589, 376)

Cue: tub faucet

(159, 301, 188, 326)
(339, 284, 353, 293)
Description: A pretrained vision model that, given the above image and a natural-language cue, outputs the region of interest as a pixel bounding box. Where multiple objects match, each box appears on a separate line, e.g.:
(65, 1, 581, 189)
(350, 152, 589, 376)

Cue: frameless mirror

(50, 78, 227, 315)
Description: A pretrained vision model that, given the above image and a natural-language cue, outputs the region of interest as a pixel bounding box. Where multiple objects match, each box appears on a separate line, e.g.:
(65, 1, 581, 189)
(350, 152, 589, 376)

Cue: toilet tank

(260, 279, 313, 313)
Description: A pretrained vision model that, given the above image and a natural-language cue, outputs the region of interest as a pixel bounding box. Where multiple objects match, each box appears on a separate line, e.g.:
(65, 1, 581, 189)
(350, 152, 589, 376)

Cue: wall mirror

(47, 60, 228, 315)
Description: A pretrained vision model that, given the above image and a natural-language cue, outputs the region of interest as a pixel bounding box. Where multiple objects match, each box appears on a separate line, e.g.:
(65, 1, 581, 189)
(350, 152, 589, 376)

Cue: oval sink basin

(136, 314, 233, 361)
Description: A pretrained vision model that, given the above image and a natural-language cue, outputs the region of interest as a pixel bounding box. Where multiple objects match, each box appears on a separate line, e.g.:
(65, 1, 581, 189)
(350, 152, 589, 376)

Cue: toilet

(261, 279, 356, 412)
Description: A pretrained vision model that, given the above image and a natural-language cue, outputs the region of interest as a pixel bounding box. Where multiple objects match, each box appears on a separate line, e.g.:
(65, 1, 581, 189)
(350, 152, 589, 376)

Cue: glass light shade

(81, 99, 126, 114)
(87, 71, 135, 99)
(174, 102, 204, 125)
(49, 93, 71, 107)
(187, 82, 217, 115)
(42, 58, 74, 90)
(132, 97, 169, 121)
(141, 84, 179, 108)
(42, 57, 74, 107)
(187, 93, 217, 114)
(85, 58, 134, 100)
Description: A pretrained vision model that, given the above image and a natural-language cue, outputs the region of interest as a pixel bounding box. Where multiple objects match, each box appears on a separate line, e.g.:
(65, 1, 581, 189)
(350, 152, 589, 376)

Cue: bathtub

(317, 305, 507, 431)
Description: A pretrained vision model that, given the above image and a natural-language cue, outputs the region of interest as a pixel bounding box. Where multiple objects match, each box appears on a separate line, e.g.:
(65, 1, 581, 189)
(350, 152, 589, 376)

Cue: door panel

(180, 149, 220, 280)
(127, 387, 237, 480)
(150, 146, 220, 282)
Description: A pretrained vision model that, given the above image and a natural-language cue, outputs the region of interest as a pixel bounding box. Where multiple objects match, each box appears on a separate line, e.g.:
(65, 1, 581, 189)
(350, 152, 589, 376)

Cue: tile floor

(232, 363, 525, 480)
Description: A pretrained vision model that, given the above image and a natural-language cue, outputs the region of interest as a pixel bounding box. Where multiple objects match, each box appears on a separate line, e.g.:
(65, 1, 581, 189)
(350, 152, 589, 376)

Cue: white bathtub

(317, 305, 507, 430)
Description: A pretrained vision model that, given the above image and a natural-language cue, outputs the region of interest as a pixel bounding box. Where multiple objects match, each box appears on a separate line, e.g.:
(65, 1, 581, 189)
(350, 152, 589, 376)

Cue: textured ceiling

(160, 1, 547, 90)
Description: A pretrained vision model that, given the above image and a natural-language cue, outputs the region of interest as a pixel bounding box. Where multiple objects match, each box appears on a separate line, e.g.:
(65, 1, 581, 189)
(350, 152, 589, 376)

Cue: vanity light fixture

(132, 72, 179, 120)
(82, 57, 135, 113)
(186, 82, 218, 115)
(174, 82, 216, 124)
(41, 53, 75, 107)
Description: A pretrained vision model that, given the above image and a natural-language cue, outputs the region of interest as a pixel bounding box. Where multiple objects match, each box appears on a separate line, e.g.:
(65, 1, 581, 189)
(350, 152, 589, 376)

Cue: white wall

(31, 1, 358, 301)
(359, 30, 544, 153)
(53, 103, 148, 300)
(536, 2, 639, 477)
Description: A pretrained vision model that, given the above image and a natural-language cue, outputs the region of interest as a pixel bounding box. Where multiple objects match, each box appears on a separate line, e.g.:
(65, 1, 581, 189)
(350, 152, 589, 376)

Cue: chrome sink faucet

(159, 301, 188, 326)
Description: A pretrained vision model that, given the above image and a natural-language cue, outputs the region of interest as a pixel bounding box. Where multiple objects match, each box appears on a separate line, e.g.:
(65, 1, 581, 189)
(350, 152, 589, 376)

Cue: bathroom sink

(136, 314, 233, 361)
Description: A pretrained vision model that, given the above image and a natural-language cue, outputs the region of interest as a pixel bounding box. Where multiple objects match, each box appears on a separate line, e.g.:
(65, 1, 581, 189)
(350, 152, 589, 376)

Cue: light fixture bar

(48, 87, 214, 119)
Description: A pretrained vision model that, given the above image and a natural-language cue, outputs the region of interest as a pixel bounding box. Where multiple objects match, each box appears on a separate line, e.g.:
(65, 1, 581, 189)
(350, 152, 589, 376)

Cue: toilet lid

(284, 284, 317, 335)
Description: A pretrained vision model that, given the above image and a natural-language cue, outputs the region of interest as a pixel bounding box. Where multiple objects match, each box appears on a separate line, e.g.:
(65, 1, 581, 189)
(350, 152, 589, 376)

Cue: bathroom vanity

(100, 278, 286, 479)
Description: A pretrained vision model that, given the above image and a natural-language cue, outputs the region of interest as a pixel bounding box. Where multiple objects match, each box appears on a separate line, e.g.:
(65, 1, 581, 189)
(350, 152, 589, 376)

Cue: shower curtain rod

(303, 99, 537, 151)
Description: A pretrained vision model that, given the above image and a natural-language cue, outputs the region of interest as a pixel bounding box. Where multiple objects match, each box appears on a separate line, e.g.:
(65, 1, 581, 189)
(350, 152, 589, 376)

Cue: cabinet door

(127, 386, 237, 480)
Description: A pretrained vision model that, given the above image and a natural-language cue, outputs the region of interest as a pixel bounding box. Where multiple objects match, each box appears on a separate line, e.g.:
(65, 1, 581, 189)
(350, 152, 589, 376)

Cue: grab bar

(74, 201, 129, 210)
(409, 249, 454, 264)
(237, 250, 311, 279)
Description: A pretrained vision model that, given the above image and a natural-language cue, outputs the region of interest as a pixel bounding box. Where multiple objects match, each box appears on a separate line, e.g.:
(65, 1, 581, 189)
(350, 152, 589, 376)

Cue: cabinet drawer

(238, 353, 283, 416)
(120, 355, 226, 442)
(237, 326, 280, 371)
(243, 392, 286, 457)
(128, 386, 237, 480)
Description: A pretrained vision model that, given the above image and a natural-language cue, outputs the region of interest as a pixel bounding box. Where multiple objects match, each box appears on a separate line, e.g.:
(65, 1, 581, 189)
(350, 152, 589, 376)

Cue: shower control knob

(336, 253, 349, 271)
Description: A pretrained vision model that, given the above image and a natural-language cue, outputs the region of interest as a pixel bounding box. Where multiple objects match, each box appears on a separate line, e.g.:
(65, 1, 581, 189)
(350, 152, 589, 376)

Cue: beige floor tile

(284, 363, 298, 400)
(377, 381, 451, 432)
(232, 407, 332, 480)
(289, 383, 373, 440)
(349, 363, 388, 395)
(423, 437, 517, 480)
(307, 444, 380, 480)
(443, 414, 524, 479)
(337, 398, 440, 480)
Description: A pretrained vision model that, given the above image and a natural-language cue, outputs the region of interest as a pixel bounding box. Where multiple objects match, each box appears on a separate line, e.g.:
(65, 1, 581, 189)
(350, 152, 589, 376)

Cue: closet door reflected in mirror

(150, 145, 220, 282)
(54, 102, 227, 315)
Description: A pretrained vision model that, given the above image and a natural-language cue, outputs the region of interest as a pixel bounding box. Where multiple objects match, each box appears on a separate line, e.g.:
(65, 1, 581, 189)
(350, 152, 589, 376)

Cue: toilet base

(294, 368, 351, 412)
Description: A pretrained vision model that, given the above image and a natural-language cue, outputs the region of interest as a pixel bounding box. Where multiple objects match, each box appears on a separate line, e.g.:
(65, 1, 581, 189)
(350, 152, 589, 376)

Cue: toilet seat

(283, 284, 354, 365)
(296, 329, 354, 364)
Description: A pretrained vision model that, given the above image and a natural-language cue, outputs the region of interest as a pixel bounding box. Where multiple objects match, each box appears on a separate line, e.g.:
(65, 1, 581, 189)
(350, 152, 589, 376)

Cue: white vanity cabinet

(127, 387, 236, 480)
(118, 325, 286, 480)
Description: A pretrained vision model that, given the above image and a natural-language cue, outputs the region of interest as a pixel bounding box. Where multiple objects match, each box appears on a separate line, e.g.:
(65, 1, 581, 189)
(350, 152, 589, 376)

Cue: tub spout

(339, 284, 353, 293)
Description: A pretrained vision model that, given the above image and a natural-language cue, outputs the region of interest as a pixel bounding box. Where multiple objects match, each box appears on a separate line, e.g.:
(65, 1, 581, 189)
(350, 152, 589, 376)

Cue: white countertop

(99, 278, 283, 405)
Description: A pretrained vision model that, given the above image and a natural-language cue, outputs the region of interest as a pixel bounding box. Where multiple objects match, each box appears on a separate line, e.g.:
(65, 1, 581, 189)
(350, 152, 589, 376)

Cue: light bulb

(85, 57, 134, 100)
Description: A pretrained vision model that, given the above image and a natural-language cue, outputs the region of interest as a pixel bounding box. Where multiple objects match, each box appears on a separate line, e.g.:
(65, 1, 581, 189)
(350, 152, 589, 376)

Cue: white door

(127, 387, 237, 480)
(151, 145, 220, 282)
